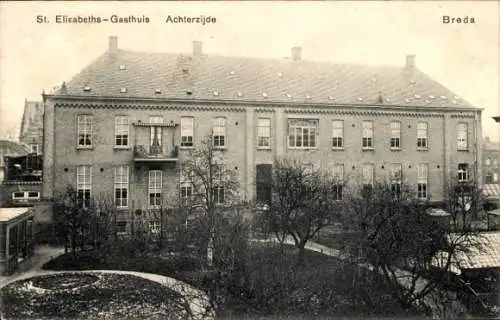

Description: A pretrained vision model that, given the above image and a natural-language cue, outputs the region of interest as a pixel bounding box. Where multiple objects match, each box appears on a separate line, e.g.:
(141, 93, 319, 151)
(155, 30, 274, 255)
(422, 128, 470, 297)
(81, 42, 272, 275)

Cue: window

(362, 121, 374, 149)
(362, 164, 374, 192)
(149, 116, 163, 155)
(494, 173, 499, 183)
(256, 164, 272, 204)
(180, 168, 193, 202)
(390, 164, 402, 199)
(485, 158, 491, 166)
(213, 185, 225, 205)
(149, 170, 162, 208)
(333, 164, 344, 200)
(390, 121, 401, 149)
(417, 122, 428, 149)
(30, 144, 40, 154)
(181, 117, 194, 147)
(115, 116, 129, 146)
(77, 115, 92, 146)
(417, 164, 428, 200)
(149, 221, 160, 235)
(485, 173, 493, 184)
(332, 120, 344, 148)
(257, 118, 271, 148)
(288, 119, 318, 148)
(458, 163, 469, 182)
(213, 117, 226, 147)
(457, 123, 468, 150)
(77, 166, 92, 208)
(493, 159, 498, 166)
(114, 165, 129, 208)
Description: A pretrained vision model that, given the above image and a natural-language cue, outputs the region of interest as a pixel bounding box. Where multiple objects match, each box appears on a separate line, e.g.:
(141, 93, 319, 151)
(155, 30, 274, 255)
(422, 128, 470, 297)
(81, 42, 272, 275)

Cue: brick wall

(43, 99, 481, 207)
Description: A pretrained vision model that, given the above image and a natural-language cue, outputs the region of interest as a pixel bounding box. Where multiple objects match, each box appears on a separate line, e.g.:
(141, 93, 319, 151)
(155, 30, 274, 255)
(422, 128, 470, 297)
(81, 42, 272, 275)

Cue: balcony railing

(133, 145, 179, 162)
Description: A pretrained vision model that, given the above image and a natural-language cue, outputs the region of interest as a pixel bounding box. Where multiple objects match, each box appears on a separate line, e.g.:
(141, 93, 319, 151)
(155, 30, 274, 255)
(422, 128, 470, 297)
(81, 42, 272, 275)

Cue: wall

(43, 98, 482, 208)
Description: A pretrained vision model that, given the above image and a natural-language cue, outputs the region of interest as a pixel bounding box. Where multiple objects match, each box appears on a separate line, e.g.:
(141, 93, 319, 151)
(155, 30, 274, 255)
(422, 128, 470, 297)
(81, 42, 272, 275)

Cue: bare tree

(341, 181, 487, 310)
(444, 165, 485, 231)
(180, 135, 240, 268)
(53, 185, 93, 259)
(262, 159, 343, 264)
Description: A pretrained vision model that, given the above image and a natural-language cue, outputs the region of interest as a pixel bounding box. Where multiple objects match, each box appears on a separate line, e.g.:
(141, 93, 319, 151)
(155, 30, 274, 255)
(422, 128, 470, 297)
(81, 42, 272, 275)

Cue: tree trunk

(297, 243, 306, 265)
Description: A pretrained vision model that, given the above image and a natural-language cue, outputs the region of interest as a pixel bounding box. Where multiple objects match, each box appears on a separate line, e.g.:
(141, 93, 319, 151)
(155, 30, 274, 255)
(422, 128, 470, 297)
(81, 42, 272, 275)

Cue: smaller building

(0, 207, 35, 275)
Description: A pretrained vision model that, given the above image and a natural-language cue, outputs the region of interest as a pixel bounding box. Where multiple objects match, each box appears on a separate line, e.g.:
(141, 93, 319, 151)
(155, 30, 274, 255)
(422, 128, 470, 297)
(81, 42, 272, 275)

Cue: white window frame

(288, 119, 318, 149)
(362, 121, 374, 149)
(114, 165, 129, 208)
(115, 116, 129, 147)
(77, 115, 93, 147)
(180, 168, 193, 202)
(417, 164, 428, 200)
(332, 120, 344, 149)
(457, 123, 468, 151)
(77, 166, 92, 208)
(149, 221, 161, 235)
(494, 172, 499, 183)
(390, 163, 402, 198)
(333, 164, 344, 200)
(257, 118, 271, 148)
(213, 117, 226, 147)
(485, 158, 491, 166)
(148, 170, 162, 208)
(362, 164, 374, 189)
(30, 144, 40, 154)
(149, 116, 164, 150)
(180, 117, 194, 148)
(417, 122, 428, 150)
(390, 121, 401, 150)
(458, 163, 469, 182)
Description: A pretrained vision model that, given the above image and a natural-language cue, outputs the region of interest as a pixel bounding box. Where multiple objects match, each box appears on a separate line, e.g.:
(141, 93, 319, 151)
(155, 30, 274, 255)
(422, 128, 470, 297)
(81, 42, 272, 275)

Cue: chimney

(193, 41, 202, 56)
(292, 46, 302, 61)
(406, 54, 416, 69)
(109, 36, 118, 55)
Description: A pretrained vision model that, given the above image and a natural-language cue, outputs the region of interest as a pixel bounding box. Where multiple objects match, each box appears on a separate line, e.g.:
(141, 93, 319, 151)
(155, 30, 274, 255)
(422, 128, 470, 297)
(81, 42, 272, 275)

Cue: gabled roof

(52, 44, 476, 109)
(19, 100, 43, 142)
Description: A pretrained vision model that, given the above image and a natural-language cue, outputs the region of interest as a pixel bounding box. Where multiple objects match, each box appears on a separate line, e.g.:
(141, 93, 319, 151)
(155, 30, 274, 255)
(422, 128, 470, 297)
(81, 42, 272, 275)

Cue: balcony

(133, 145, 179, 163)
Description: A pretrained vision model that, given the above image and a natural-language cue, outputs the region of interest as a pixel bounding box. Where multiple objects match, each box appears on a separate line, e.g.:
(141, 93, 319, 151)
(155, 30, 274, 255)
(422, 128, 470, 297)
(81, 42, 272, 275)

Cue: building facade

(42, 37, 483, 230)
(483, 137, 500, 185)
(19, 100, 44, 155)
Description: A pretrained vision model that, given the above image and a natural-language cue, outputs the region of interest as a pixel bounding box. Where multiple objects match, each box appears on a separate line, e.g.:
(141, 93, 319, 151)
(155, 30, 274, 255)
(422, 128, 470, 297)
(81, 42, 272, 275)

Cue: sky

(0, 1, 499, 141)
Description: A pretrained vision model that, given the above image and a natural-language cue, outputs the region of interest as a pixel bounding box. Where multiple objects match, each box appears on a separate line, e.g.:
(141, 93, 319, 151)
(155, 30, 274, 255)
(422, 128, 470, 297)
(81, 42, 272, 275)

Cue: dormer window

(83, 86, 91, 92)
(119, 64, 126, 70)
(237, 92, 243, 97)
(305, 94, 311, 99)
(120, 88, 127, 93)
(155, 89, 161, 94)
(262, 93, 268, 98)
(213, 91, 219, 96)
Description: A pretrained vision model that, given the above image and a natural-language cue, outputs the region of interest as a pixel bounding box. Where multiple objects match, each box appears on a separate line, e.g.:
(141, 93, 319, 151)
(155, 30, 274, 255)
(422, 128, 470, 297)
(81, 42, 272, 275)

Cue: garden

(0, 272, 189, 320)
(39, 240, 428, 319)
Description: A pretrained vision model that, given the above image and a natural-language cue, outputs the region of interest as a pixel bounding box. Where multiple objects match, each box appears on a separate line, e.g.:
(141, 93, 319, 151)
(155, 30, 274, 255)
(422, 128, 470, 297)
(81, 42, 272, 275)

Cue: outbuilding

(0, 207, 35, 275)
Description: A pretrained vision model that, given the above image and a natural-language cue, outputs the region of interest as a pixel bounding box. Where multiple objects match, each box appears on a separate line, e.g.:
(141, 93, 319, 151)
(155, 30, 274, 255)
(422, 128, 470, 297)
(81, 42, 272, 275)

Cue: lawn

(42, 241, 429, 319)
(0, 272, 189, 320)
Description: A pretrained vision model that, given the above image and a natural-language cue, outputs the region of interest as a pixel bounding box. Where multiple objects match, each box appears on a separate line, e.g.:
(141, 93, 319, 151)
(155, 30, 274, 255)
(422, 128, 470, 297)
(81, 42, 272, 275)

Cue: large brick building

(42, 36, 482, 230)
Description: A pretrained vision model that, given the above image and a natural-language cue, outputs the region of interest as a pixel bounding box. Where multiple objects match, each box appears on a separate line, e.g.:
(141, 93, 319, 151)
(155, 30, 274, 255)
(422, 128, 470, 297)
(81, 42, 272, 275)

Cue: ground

(42, 241, 428, 319)
(0, 272, 189, 320)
